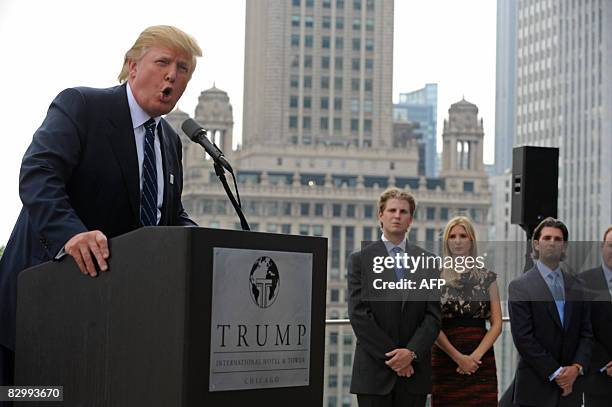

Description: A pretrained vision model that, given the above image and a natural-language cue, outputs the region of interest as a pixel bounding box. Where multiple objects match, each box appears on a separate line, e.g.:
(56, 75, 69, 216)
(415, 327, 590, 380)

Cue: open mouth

(161, 87, 173, 100)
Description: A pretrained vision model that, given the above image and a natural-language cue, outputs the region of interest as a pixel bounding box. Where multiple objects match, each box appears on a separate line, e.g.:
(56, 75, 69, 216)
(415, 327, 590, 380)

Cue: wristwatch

(572, 363, 584, 375)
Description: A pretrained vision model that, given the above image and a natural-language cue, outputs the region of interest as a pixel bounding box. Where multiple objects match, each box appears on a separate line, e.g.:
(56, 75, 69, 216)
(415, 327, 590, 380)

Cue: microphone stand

(213, 161, 250, 231)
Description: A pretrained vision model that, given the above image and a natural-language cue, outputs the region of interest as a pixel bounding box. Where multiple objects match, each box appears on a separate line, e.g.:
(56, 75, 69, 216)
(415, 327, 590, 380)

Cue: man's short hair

(531, 217, 568, 260)
(603, 225, 612, 242)
(118, 25, 203, 83)
(377, 187, 416, 217)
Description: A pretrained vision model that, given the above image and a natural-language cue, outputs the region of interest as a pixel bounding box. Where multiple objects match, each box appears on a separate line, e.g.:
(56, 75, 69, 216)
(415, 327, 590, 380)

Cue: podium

(15, 227, 327, 406)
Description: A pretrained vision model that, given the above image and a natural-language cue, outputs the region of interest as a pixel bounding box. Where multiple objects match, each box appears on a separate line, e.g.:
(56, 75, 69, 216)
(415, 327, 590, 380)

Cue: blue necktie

(548, 272, 565, 325)
(140, 118, 158, 226)
(390, 246, 404, 281)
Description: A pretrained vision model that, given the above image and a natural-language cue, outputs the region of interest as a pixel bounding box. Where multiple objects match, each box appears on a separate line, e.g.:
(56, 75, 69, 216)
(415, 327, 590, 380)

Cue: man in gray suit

(348, 188, 441, 407)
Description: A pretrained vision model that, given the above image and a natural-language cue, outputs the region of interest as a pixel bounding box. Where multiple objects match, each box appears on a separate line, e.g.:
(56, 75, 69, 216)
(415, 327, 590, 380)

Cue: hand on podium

(65, 230, 109, 277)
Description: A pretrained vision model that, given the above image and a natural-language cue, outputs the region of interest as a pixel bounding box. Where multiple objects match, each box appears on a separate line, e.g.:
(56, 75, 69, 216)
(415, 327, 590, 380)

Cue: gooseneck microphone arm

(181, 119, 250, 231)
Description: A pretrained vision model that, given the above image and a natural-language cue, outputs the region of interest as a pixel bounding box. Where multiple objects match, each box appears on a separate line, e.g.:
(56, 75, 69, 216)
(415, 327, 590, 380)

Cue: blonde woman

(431, 216, 502, 406)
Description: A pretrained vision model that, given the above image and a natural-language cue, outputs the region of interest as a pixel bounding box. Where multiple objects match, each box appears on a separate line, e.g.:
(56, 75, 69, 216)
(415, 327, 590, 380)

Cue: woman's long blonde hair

(441, 216, 487, 287)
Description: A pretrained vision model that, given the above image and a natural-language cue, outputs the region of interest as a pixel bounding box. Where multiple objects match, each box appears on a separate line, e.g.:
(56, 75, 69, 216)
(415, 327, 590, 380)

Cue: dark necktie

(391, 246, 404, 281)
(548, 271, 565, 325)
(140, 118, 157, 226)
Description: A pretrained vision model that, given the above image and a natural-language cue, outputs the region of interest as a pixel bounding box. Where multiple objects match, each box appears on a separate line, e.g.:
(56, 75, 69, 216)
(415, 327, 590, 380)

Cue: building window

(350, 118, 358, 131)
(331, 225, 341, 269)
(364, 119, 372, 132)
(353, 0, 361, 10)
(321, 96, 329, 109)
(291, 15, 300, 27)
(327, 397, 337, 407)
(299, 224, 309, 235)
(315, 203, 324, 216)
(343, 353, 352, 366)
(364, 204, 374, 218)
(329, 353, 338, 367)
(346, 204, 355, 217)
(365, 58, 373, 71)
(352, 38, 361, 51)
(292, 0, 300, 6)
(313, 224, 324, 236)
(290, 75, 299, 88)
(330, 289, 340, 302)
(351, 78, 360, 91)
(289, 116, 298, 129)
(366, 0, 374, 10)
(333, 118, 342, 131)
(333, 204, 342, 217)
(364, 100, 373, 112)
(426, 228, 436, 242)
(304, 35, 313, 48)
(329, 331, 338, 344)
(291, 34, 299, 47)
(353, 18, 361, 30)
(352, 58, 360, 71)
(304, 96, 312, 109)
(342, 374, 351, 388)
(366, 18, 374, 30)
(336, 16, 344, 29)
(328, 374, 338, 388)
(281, 224, 291, 234)
(290, 95, 298, 108)
(304, 76, 312, 88)
(336, 0, 344, 9)
(365, 38, 374, 51)
(440, 207, 449, 220)
(351, 99, 359, 112)
(322, 36, 330, 48)
(306, 0, 314, 7)
(427, 207, 436, 220)
(321, 76, 330, 89)
(463, 181, 474, 192)
(321, 56, 330, 69)
(304, 55, 312, 68)
(364, 78, 372, 92)
(283, 202, 292, 216)
(334, 97, 342, 110)
(363, 226, 373, 242)
(323, 0, 331, 8)
(303, 116, 311, 129)
(320, 117, 329, 130)
(335, 37, 343, 49)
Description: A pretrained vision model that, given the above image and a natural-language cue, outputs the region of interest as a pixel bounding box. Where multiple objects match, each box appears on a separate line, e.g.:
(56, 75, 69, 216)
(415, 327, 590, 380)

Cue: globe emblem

(249, 256, 280, 308)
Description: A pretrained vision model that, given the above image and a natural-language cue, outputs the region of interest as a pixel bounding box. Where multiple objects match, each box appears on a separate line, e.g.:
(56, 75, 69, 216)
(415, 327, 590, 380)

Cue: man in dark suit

(0, 25, 202, 388)
(348, 188, 441, 407)
(509, 217, 593, 407)
(580, 225, 612, 407)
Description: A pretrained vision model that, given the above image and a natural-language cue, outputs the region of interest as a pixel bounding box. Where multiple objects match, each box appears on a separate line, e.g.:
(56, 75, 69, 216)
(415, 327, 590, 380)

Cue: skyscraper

(243, 0, 394, 148)
(515, 0, 612, 240)
(494, 0, 517, 175)
(394, 83, 439, 177)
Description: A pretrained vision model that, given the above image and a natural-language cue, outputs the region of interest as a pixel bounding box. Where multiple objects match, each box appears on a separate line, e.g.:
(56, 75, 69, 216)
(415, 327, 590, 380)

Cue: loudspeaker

(511, 146, 559, 226)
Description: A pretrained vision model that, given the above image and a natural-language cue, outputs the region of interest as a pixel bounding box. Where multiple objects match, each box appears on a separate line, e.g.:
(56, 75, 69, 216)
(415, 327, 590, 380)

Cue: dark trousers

(584, 394, 609, 407)
(357, 383, 427, 407)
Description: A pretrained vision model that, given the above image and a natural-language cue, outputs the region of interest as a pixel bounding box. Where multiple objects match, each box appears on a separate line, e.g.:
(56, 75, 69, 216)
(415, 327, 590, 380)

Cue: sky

(0, 0, 496, 245)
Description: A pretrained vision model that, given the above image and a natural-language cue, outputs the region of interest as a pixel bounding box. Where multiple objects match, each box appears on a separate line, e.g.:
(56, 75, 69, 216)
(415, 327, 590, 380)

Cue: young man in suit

(347, 188, 441, 407)
(508, 217, 593, 407)
(0, 25, 202, 388)
(580, 225, 612, 407)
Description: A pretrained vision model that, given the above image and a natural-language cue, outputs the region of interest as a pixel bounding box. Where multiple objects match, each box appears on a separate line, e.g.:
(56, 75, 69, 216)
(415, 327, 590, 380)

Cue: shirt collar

(602, 261, 612, 284)
(126, 82, 161, 129)
(381, 234, 407, 253)
(536, 260, 562, 281)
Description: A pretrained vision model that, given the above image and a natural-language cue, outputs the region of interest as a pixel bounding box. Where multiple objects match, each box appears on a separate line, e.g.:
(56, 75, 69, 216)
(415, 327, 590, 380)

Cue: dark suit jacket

(0, 84, 196, 350)
(579, 266, 612, 396)
(508, 265, 593, 407)
(347, 240, 441, 396)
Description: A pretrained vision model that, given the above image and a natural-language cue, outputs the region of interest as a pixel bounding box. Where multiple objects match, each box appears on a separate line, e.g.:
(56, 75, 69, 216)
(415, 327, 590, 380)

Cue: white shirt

(126, 83, 164, 224)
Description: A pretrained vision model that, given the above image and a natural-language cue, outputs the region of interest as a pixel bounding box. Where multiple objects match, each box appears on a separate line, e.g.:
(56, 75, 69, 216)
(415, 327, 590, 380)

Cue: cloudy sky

(0, 0, 496, 244)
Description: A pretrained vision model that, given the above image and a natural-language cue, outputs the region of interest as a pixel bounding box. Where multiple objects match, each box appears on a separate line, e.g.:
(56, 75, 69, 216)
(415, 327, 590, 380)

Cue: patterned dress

(431, 269, 498, 406)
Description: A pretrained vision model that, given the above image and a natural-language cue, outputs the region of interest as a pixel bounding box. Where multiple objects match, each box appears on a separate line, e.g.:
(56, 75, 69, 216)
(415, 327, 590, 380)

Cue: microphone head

(181, 118, 205, 141)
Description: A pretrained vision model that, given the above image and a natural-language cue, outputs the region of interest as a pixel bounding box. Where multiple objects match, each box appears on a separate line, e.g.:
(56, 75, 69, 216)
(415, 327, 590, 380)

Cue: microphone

(181, 118, 233, 172)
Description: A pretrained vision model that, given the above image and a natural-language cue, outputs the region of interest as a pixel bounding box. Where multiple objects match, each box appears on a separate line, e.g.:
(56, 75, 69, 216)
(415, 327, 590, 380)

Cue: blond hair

(118, 25, 202, 83)
(441, 216, 487, 286)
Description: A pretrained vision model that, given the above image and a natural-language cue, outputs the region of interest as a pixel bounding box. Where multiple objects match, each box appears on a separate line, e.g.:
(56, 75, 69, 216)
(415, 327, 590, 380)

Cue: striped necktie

(390, 246, 404, 281)
(140, 118, 158, 226)
(548, 271, 565, 325)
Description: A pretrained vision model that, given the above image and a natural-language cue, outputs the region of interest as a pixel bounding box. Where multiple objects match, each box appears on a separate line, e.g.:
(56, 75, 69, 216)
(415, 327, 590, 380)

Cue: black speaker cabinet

(511, 146, 559, 227)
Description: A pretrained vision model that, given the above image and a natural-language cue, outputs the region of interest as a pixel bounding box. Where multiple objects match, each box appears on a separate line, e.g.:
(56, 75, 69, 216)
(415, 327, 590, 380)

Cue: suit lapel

(106, 85, 140, 222)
